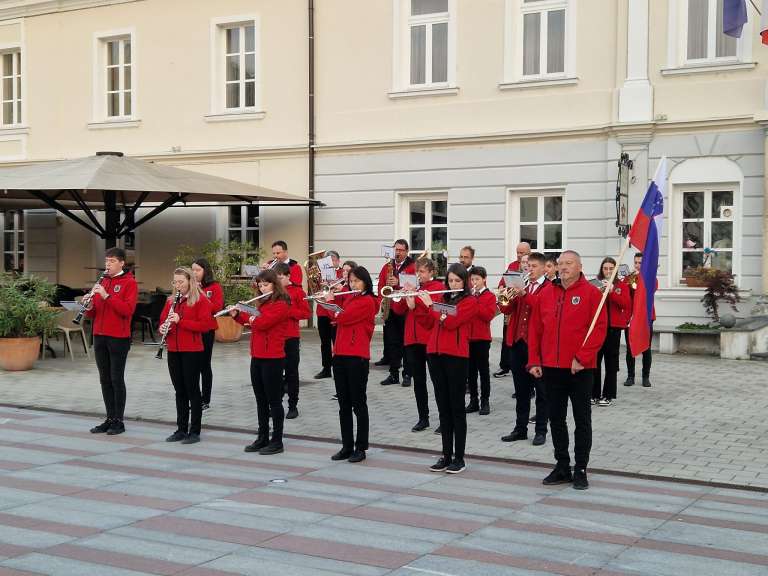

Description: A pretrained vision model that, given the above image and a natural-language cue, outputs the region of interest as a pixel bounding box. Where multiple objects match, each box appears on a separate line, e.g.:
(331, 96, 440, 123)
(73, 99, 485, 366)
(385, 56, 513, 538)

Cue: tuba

(303, 250, 327, 295)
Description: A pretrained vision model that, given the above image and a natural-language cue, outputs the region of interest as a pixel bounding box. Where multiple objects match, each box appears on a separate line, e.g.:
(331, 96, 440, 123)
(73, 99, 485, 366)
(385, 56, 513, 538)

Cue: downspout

(308, 0, 316, 327)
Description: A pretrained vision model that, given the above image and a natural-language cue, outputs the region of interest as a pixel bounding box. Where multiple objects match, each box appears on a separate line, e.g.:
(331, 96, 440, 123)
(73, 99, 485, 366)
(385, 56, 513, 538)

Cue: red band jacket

(159, 296, 213, 352)
(86, 271, 138, 338)
(333, 293, 380, 359)
(235, 298, 291, 359)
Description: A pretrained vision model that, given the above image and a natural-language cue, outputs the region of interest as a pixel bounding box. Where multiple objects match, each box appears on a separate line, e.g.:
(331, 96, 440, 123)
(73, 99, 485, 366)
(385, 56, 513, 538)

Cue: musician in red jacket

(416, 263, 478, 474)
(624, 251, 656, 388)
(192, 258, 223, 411)
(159, 267, 214, 444)
(528, 250, 607, 490)
(264, 240, 303, 286)
(465, 267, 497, 416)
(499, 252, 549, 446)
(593, 257, 631, 406)
(391, 257, 443, 432)
(275, 263, 311, 419)
(328, 266, 379, 463)
(85, 247, 138, 436)
(229, 270, 292, 455)
(494, 242, 531, 378)
(314, 250, 342, 379)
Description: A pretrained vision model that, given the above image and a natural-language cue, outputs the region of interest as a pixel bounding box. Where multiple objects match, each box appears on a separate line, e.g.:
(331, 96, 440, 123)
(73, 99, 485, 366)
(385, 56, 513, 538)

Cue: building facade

(1, 0, 766, 332)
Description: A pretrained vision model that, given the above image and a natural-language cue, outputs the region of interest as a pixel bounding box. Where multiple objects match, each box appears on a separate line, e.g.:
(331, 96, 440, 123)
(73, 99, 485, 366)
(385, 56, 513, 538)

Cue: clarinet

(73, 271, 107, 325)
(156, 291, 182, 360)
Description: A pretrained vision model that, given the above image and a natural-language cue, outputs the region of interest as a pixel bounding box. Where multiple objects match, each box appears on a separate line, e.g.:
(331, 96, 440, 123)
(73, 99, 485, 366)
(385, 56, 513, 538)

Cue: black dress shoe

(165, 430, 187, 442)
(411, 419, 429, 432)
(106, 420, 125, 435)
(374, 358, 389, 366)
(314, 369, 332, 379)
(532, 433, 546, 446)
(433, 426, 442, 435)
(380, 374, 399, 385)
(543, 466, 573, 485)
(331, 449, 352, 461)
(493, 369, 510, 378)
(90, 419, 112, 434)
(464, 400, 479, 414)
(642, 377, 652, 388)
(501, 430, 527, 442)
(286, 407, 299, 419)
(430, 456, 451, 472)
(201, 403, 210, 411)
(573, 468, 589, 490)
(181, 433, 200, 445)
(401, 374, 412, 387)
(623, 376, 635, 386)
(479, 400, 490, 415)
(259, 442, 284, 455)
(348, 450, 366, 463)
(244, 437, 269, 452)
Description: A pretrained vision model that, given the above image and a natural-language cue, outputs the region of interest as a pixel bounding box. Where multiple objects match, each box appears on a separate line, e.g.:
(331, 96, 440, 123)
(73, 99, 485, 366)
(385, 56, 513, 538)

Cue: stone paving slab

(1, 330, 767, 489)
(0, 410, 767, 575)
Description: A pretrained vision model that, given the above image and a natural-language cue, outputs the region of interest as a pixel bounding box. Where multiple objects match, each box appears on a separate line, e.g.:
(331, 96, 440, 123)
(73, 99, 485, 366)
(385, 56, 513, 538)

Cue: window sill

(0, 125, 29, 135)
(204, 111, 266, 123)
(87, 119, 142, 130)
(388, 86, 459, 99)
(499, 76, 578, 90)
(661, 62, 756, 76)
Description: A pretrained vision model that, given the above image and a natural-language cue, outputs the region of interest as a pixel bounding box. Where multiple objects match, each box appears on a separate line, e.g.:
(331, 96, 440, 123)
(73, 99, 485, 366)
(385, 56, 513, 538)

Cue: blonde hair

(172, 267, 202, 306)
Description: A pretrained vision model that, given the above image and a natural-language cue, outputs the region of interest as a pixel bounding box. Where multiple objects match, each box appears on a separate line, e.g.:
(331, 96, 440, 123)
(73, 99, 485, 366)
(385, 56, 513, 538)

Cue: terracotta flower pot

(215, 316, 243, 343)
(0, 337, 41, 371)
(683, 276, 707, 288)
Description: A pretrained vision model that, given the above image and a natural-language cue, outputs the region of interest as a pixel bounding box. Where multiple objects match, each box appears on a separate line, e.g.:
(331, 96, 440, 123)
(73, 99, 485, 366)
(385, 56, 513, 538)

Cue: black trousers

(498, 319, 511, 370)
(428, 354, 468, 461)
(333, 355, 370, 451)
(544, 367, 592, 469)
(200, 330, 215, 405)
(250, 357, 286, 444)
(167, 351, 202, 435)
(284, 337, 300, 408)
(384, 312, 408, 377)
(317, 316, 336, 371)
(405, 344, 429, 420)
(595, 327, 621, 400)
(509, 339, 547, 435)
(625, 325, 653, 378)
(467, 340, 491, 402)
(93, 335, 130, 421)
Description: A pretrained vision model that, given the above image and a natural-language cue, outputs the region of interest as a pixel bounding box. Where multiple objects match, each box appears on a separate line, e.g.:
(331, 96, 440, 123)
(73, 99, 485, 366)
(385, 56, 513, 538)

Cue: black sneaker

(106, 420, 125, 435)
(479, 400, 490, 415)
(259, 442, 284, 455)
(464, 400, 479, 414)
(411, 419, 429, 432)
(430, 457, 451, 472)
(543, 466, 573, 485)
(493, 369, 509, 378)
(530, 414, 537, 422)
(286, 407, 299, 419)
(642, 377, 652, 388)
(501, 430, 527, 442)
(181, 433, 200, 445)
(373, 358, 389, 367)
(201, 403, 210, 411)
(380, 374, 399, 385)
(244, 437, 269, 452)
(623, 376, 635, 387)
(314, 369, 332, 379)
(433, 426, 442, 435)
(165, 430, 187, 442)
(348, 450, 366, 463)
(401, 374, 412, 387)
(532, 433, 546, 446)
(90, 419, 112, 434)
(446, 459, 466, 474)
(331, 449, 352, 461)
(573, 468, 589, 490)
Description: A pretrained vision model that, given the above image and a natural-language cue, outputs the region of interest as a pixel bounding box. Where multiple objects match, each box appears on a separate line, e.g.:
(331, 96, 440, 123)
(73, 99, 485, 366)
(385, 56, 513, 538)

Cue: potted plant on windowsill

(682, 247, 719, 288)
(0, 273, 59, 371)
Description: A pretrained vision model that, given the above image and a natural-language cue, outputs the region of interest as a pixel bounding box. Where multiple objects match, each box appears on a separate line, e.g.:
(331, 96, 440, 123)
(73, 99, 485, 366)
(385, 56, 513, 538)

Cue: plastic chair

(51, 309, 91, 361)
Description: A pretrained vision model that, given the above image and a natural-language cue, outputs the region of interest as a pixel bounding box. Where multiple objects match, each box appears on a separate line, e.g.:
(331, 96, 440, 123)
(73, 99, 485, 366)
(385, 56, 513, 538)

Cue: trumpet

(214, 292, 273, 317)
(304, 279, 345, 301)
(73, 270, 107, 325)
(381, 287, 462, 303)
(156, 291, 182, 360)
(263, 258, 279, 270)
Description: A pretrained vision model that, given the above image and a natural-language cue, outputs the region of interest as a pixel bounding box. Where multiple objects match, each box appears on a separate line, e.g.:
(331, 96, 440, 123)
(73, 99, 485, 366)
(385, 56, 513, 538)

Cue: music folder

(316, 301, 343, 314)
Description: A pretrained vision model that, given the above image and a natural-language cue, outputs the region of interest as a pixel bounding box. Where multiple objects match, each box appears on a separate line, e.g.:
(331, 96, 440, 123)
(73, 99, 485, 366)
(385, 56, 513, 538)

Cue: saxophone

(380, 258, 395, 321)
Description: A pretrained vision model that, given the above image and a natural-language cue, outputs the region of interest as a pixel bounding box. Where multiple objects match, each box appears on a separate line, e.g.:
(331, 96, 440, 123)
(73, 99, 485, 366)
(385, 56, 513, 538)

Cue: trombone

(214, 292, 273, 317)
(381, 287, 462, 303)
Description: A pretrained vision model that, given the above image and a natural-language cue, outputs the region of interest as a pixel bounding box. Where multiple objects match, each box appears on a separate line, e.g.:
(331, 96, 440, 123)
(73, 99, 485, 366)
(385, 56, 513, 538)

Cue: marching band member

(544, 254, 559, 281)
(416, 263, 478, 474)
(494, 242, 531, 378)
(86, 247, 138, 436)
(465, 267, 497, 415)
(593, 257, 631, 406)
(274, 263, 311, 420)
(458, 245, 475, 274)
(391, 257, 443, 432)
(527, 250, 607, 490)
(328, 266, 379, 463)
(377, 239, 416, 387)
(231, 270, 292, 455)
(264, 240, 303, 286)
(624, 252, 655, 388)
(314, 250, 342, 380)
(159, 267, 213, 444)
(191, 258, 223, 411)
(499, 252, 549, 445)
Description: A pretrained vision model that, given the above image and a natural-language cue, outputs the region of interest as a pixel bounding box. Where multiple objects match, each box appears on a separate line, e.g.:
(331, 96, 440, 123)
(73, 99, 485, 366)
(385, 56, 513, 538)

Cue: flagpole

(749, 0, 761, 16)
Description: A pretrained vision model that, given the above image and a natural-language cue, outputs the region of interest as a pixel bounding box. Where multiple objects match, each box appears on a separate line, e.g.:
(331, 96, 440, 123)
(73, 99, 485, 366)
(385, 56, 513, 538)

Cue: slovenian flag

(628, 158, 666, 357)
(723, 0, 748, 38)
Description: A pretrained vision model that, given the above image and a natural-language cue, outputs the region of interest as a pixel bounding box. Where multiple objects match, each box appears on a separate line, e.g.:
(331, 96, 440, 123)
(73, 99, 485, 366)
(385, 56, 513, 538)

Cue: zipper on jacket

(556, 290, 564, 366)
(351, 328, 356, 345)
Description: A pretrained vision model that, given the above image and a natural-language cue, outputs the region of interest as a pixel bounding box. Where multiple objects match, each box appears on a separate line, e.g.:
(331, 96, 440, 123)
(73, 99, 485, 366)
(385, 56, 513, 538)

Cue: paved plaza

(1, 330, 767, 490)
(0, 406, 768, 576)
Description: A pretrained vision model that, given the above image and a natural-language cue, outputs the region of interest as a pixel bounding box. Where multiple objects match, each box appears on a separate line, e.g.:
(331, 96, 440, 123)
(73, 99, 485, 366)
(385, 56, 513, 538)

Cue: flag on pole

(724, 0, 748, 37)
(761, 0, 768, 45)
(628, 158, 666, 357)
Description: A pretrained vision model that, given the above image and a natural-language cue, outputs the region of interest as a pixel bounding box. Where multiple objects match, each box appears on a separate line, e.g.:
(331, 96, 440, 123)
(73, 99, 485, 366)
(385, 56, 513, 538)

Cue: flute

(214, 292, 273, 317)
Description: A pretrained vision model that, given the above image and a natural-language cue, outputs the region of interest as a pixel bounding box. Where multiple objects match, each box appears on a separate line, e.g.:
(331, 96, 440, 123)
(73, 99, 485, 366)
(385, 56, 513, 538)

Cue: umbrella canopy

(0, 152, 319, 246)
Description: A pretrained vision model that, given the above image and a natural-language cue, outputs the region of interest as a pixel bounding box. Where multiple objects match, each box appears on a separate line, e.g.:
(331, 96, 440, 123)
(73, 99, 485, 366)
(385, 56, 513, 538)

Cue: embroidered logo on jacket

(571, 296, 580, 305)
(114, 285, 121, 293)
(206, 290, 212, 297)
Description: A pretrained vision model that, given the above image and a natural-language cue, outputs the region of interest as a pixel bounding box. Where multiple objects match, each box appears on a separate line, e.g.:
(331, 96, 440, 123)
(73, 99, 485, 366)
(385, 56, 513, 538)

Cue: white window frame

(208, 15, 264, 120)
(665, 0, 754, 74)
(507, 189, 566, 260)
(390, 0, 458, 98)
(91, 28, 138, 126)
(227, 205, 260, 258)
(0, 49, 22, 126)
(1, 210, 24, 273)
(396, 192, 449, 275)
(502, 0, 577, 87)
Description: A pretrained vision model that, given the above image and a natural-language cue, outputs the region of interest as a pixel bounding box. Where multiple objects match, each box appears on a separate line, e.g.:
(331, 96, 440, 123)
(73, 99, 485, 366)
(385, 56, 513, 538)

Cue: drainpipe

(308, 0, 316, 256)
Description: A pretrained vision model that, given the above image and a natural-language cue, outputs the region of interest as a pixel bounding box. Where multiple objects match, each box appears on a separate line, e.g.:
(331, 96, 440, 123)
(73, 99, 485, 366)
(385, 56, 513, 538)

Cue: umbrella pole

(103, 190, 119, 249)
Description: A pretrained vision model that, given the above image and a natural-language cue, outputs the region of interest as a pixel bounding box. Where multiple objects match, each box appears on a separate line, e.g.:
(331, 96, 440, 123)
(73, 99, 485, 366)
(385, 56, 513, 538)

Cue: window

(210, 17, 262, 116)
(105, 37, 131, 117)
(679, 188, 734, 278)
(403, 196, 448, 277)
(228, 205, 259, 255)
(92, 29, 136, 123)
(1, 210, 24, 273)
(1, 51, 21, 125)
(521, 0, 566, 77)
(511, 192, 564, 254)
(686, 0, 737, 62)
